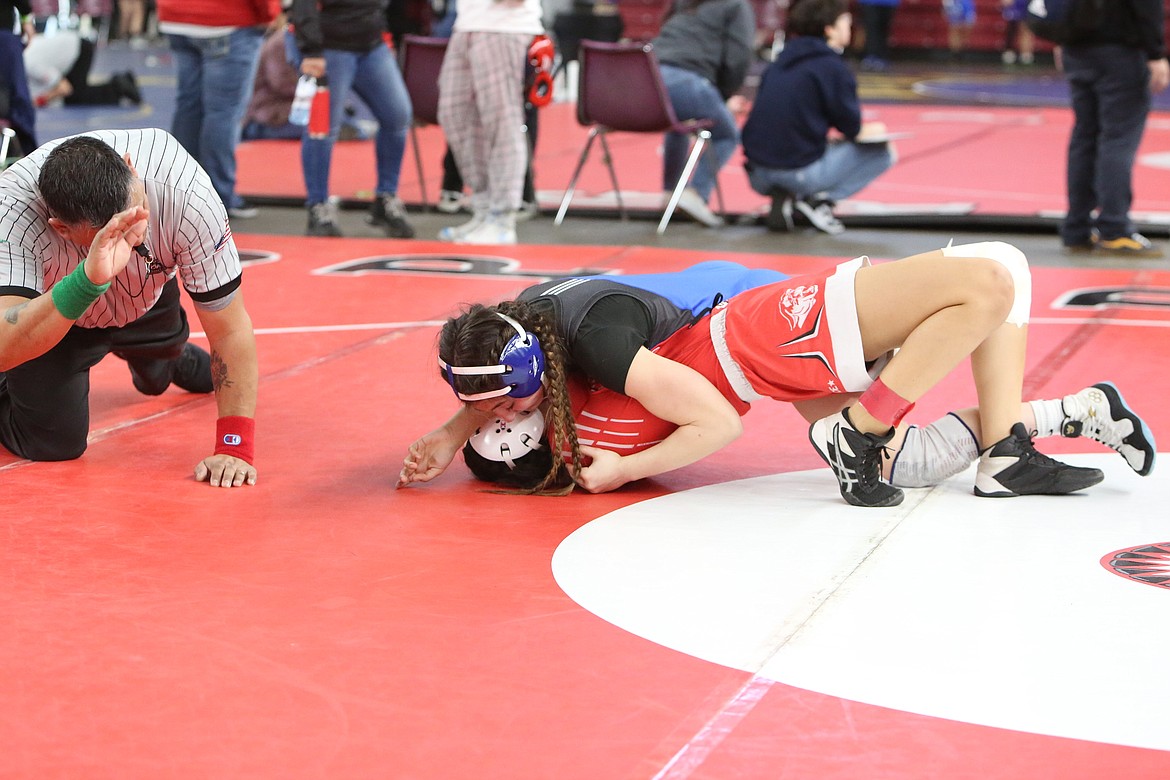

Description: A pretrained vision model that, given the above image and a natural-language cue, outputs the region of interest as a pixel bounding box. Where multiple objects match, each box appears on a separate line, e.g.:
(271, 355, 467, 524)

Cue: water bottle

(289, 75, 317, 126)
(308, 75, 331, 139)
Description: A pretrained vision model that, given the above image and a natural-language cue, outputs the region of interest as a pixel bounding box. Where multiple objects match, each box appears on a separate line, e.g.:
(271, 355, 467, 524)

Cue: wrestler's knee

(943, 240, 1031, 326)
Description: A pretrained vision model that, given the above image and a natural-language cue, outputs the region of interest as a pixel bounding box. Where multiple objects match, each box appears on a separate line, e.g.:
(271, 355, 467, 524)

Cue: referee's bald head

(39, 136, 135, 228)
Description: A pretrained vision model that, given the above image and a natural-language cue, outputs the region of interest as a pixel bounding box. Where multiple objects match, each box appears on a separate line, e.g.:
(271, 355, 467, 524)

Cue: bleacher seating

(882, 0, 1053, 54)
(618, 0, 1170, 58)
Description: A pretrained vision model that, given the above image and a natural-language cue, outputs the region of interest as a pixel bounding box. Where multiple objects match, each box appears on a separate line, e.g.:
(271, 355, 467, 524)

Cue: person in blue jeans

(288, 0, 415, 239)
(1, 1, 37, 160)
(651, 0, 755, 228)
(1059, 0, 1168, 258)
(156, 0, 279, 220)
(740, 0, 894, 235)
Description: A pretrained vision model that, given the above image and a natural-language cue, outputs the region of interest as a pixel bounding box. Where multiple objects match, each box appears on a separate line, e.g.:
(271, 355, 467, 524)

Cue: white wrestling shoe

(1060, 383, 1156, 476)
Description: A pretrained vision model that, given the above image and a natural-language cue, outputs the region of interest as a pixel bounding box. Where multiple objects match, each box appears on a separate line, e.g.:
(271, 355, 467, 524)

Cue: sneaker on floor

(172, 343, 214, 394)
(674, 188, 724, 228)
(455, 213, 516, 245)
(307, 200, 343, 237)
(1095, 233, 1163, 258)
(1060, 382, 1156, 476)
(765, 191, 794, 232)
(516, 200, 540, 221)
(367, 193, 415, 238)
(228, 200, 259, 219)
(115, 70, 141, 105)
(436, 189, 466, 214)
(794, 198, 844, 235)
(975, 422, 1104, 497)
(438, 212, 486, 242)
(1062, 240, 1095, 254)
(808, 408, 903, 507)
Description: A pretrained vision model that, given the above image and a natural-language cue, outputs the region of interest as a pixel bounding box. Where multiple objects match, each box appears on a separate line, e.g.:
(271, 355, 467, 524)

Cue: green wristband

(50, 264, 111, 321)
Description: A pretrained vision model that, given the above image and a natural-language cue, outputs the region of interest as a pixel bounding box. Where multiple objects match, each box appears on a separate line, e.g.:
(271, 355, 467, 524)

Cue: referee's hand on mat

(195, 454, 257, 488)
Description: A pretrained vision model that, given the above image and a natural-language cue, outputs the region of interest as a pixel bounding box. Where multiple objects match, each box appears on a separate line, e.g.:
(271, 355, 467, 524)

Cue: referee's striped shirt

(0, 127, 242, 329)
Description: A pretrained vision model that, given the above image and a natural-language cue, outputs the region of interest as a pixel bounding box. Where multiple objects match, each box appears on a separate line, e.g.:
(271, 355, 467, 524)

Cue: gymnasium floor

(4, 37, 1170, 780)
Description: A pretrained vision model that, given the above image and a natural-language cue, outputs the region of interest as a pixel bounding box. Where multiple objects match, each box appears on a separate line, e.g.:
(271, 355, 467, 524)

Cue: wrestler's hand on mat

(573, 445, 627, 493)
(194, 454, 257, 488)
(85, 205, 149, 285)
(397, 430, 460, 488)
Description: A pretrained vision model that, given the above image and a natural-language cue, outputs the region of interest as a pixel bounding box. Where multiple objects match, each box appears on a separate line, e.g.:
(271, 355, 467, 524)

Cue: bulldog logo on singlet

(779, 285, 819, 330)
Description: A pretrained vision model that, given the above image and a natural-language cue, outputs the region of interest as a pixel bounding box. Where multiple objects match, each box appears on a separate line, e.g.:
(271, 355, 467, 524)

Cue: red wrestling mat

(235, 102, 1170, 225)
(2, 236, 1169, 779)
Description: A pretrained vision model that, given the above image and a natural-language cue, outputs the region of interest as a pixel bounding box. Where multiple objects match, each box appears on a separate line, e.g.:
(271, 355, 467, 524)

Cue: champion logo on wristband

(215, 416, 255, 464)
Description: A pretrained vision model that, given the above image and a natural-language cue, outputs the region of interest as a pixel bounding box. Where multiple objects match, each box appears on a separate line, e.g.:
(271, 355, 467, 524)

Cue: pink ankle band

(859, 378, 915, 428)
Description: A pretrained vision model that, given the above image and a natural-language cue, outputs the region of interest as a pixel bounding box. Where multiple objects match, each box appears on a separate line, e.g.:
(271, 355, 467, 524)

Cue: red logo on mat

(1101, 543, 1170, 590)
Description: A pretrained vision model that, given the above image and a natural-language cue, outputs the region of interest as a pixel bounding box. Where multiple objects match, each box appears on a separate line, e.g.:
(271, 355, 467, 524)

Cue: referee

(0, 128, 260, 488)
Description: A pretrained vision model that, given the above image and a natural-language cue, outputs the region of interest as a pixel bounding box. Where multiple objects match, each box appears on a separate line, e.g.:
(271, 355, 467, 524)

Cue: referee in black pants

(0, 129, 261, 488)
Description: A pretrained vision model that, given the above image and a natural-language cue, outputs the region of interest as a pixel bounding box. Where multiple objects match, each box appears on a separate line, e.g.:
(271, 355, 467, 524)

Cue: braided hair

(438, 300, 584, 496)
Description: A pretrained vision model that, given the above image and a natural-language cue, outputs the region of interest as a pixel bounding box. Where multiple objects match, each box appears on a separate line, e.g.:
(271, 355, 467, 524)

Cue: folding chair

(553, 39, 725, 235)
(399, 35, 448, 208)
(1, 125, 15, 169)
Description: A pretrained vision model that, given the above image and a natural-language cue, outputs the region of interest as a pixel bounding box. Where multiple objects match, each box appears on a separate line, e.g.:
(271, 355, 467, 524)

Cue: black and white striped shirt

(0, 128, 242, 329)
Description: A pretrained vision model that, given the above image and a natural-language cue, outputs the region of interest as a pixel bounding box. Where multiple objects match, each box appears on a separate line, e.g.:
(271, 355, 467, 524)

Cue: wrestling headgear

(526, 35, 555, 108)
(439, 312, 546, 401)
(468, 409, 547, 469)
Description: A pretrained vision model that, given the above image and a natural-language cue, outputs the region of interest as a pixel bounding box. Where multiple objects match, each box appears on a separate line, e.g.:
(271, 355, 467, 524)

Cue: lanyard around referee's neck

(133, 242, 165, 275)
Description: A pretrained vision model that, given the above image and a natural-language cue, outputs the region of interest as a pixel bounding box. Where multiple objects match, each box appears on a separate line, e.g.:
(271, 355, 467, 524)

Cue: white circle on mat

(552, 454, 1169, 752)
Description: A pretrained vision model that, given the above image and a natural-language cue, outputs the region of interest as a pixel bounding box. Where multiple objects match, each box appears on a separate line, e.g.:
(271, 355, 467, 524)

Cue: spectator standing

(1060, 0, 1168, 257)
(740, 0, 894, 234)
(942, 0, 975, 62)
(436, 0, 543, 245)
(156, 0, 279, 220)
(1, 0, 37, 158)
(856, 0, 897, 71)
(1000, 0, 1034, 65)
(116, 0, 147, 48)
(651, 0, 755, 228)
(430, 0, 540, 220)
(288, 0, 416, 239)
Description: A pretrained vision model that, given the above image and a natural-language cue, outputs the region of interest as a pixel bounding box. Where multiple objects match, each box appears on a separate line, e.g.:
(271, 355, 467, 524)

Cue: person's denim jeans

(658, 64, 739, 202)
(1061, 44, 1150, 244)
(746, 140, 893, 203)
(1, 30, 38, 156)
(286, 36, 411, 206)
(168, 27, 264, 211)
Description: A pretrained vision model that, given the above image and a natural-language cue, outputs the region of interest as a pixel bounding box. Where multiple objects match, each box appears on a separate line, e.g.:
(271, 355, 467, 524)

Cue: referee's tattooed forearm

(4, 302, 28, 325)
(211, 350, 233, 391)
